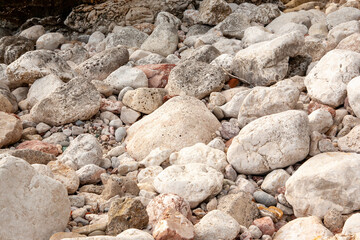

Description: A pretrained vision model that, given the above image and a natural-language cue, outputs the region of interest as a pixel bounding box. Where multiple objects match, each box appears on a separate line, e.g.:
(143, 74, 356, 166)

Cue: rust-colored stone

(16, 140, 61, 156)
(135, 64, 176, 88)
(228, 78, 239, 88)
(308, 101, 336, 118)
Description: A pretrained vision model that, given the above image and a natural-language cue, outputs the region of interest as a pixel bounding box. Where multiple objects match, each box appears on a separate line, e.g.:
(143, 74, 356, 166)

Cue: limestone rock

(169, 143, 228, 173)
(135, 64, 175, 88)
(19, 25, 45, 41)
(59, 134, 103, 170)
(75, 46, 129, 81)
(101, 176, 140, 200)
(16, 140, 60, 156)
(122, 88, 167, 114)
(146, 193, 192, 227)
(199, 0, 232, 25)
(48, 160, 80, 194)
(30, 78, 101, 126)
(0, 36, 34, 64)
(285, 152, 360, 218)
(217, 192, 259, 227)
(125, 96, 221, 160)
(0, 156, 70, 240)
(308, 109, 334, 134)
(165, 60, 226, 99)
(140, 23, 178, 57)
(336, 33, 360, 53)
(6, 50, 75, 88)
(238, 85, 300, 127)
(217, 13, 252, 39)
(261, 169, 290, 196)
(106, 197, 149, 236)
(76, 164, 106, 185)
(36, 32, 66, 50)
(232, 31, 304, 86)
(0, 83, 17, 112)
(194, 210, 240, 240)
(0, 111, 22, 148)
(153, 163, 223, 208)
(116, 228, 154, 240)
(227, 110, 310, 174)
(106, 26, 148, 48)
(304, 49, 360, 107)
(342, 213, 360, 235)
(347, 76, 360, 118)
(273, 216, 333, 240)
(326, 7, 360, 29)
(338, 125, 360, 153)
(104, 66, 148, 92)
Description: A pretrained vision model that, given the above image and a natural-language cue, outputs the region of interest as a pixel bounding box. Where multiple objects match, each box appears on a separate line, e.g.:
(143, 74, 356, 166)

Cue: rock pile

(1, 0, 360, 240)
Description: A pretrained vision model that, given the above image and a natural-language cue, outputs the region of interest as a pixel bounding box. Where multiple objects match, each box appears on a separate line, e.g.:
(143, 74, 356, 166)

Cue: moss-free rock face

(106, 197, 149, 236)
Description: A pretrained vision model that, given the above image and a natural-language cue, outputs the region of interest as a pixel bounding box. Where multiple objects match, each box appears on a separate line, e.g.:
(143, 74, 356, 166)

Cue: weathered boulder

(286, 152, 360, 218)
(0, 156, 70, 240)
(153, 163, 223, 208)
(0, 112, 22, 148)
(105, 26, 148, 49)
(0, 83, 17, 112)
(304, 49, 360, 107)
(232, 31, 304, 86)
(30, 78, 101, 126)
(227, 110, 309, 174)
(198, 0, 232, 26)
(347, 76, 360, 118)
(6, 50, 75, 88)
(0, 36, 34, 64)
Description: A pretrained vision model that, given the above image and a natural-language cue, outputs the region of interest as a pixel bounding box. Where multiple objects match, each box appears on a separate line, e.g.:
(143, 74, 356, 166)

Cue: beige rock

(0, 84, 17, 113)
(0, 156, 70, 240)
(49, 232, 86, 240)
(146, 193, 192, 227)
(342, 213, 360, 235)
(199, 0, 231, 25)
(30, 78, 101, 126)
(194, 210, 240, 240)
(154, 163, 223, 208)
(338, 125, 360, 153)
(153, 208, 194, 240)
(169, 143, 227, 173)
(0, 111, 22, 148)
(6, 50, 75, 88)
(125, 96, 221, 160)
(273, 216, 333, 240)
(48, 160, 80, 194)
(122, 88, 167, 114)
(347, 76, 360, 118)
(19, 25, 45, 41)
(308, 109, 334, 134)
(116, 228, 154, 240)
(36, 32, 66, 50)
(228, 110, 310, 174)
(286, 152, 360, 218)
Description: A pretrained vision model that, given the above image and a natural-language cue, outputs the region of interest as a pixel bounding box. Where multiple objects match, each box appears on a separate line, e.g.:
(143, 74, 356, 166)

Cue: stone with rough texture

(217, 13, 252, 39)
(273, 216, 333, 240)
(153, 208, 194, 240)
(238, 85, 300, 128)
(232, 31, 304, 86)
(30, 78, 101, 126)
(101, 176, 140, 200)
(0, 36, 34, 64)
(8, 149, 56, 165)
(0, 84, 17, 112)
(75, 46, 129, 81)
(347, 76, 360, 118)
(122, 88, 167, 114)
(147, 193, 192, 227)
(16, 140, 60, 156)
(6, 50, 75, 88)
(104, 66, 148, 92)
(304, 49, 360, 107)
(26, 74, 64, 109)
(106, 197, 149, 236)
(308, 109, 333, 134)
(199, 0, 232, 25)
(228, 110, 310, 174)
(165, 60, 226, 99)
(0, 112, 22, 148)
(327, 21, 360, 47)
(286, 152, 360, 218)
(59, 134, 103, 170)
(242, 26, 276, 48)
(141, 23, 178, 57)
(266, 11, 312, 33)
(0, 156, 70, 240)
(326, 7, 360, 29)
(336, 33, 360, 53)
(217, 192, 259, 227)
(76, 164, 106, 185)
(19, 25, 45, 41)
(338, 125, 360, 153)
(253, 217, 275, 236)
(194, 210, 240, 240)
(154, 163, 223, 208)
(106, 26, 148, 48)
(36, 32, 66, 50)
(64, 0, 194, 33)
(116, 228, 154, 240)
(169, 143, 227, 173)
(235, 2, 281, 25)
(125, 96, 221, 160)
(135, 64, 175, 88)
(48, 160, 80, 194)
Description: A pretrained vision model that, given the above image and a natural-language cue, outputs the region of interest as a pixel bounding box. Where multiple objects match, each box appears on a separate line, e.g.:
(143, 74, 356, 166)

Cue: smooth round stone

(115, 127, 127, 142)
(109, 119, 123, 128)
(254, 191, 277, 207)
(118, 86, 134, 101)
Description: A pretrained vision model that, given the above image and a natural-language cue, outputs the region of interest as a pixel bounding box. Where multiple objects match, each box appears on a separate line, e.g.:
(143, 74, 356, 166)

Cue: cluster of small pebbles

(1, 0, 360, 240)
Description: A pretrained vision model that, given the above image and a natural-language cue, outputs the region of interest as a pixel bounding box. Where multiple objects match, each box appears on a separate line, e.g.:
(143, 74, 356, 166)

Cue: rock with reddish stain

(147, 193, 192, 227)
(135, 64, 176, 88)
(307, 101, 336, 118)
(100, 98, 123, 114)
(253, 217, 276, 236)
(153, 208, 194, 240)
(16, 140, 61, 156)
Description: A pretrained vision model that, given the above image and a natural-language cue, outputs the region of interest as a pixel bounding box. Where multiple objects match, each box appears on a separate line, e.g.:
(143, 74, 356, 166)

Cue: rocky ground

(1, 0, 360, 239)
